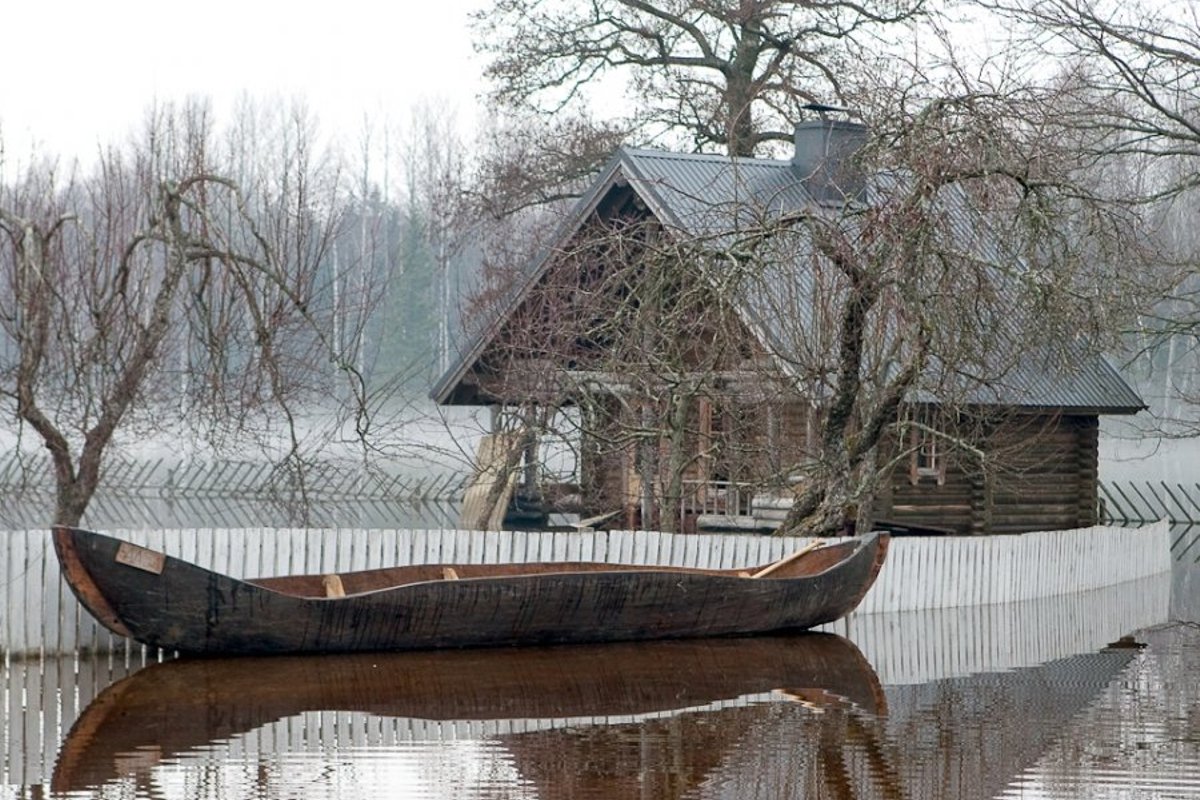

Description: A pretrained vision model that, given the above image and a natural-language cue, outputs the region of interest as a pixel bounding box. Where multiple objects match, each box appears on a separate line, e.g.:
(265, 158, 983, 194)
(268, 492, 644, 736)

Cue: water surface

(3, 619, 1197, 798)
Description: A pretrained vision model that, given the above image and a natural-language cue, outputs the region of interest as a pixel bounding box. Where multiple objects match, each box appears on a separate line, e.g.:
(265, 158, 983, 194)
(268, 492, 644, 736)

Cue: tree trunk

(660, 391, 694, 534)
(724, 32, 761, 158)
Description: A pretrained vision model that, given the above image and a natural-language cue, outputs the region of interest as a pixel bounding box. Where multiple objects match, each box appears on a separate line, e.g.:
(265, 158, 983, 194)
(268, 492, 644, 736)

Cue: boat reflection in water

(52, 633, 885, 798)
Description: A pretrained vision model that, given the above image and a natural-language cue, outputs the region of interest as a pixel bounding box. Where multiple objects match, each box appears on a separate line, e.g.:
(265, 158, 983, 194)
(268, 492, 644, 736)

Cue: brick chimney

(792, 117, 868, 203)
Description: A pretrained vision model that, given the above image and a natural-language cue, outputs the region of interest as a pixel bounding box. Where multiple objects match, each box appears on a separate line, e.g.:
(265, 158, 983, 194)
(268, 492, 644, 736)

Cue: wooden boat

(52, 633, 885, 794)
(52, 525, 887, 655)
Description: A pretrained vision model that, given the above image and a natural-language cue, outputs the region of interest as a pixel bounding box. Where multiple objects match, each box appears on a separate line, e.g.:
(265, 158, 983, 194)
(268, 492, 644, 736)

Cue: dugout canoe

(53, 633, 884, 794)
(52, 525, 887, 655)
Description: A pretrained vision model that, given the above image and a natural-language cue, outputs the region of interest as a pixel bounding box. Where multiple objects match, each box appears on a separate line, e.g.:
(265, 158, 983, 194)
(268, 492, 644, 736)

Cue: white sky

(0, 0, 487, 164)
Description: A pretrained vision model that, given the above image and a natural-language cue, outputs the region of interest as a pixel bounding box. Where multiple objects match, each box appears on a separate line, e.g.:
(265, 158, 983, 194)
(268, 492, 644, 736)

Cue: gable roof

(432, 145, 1144, 414)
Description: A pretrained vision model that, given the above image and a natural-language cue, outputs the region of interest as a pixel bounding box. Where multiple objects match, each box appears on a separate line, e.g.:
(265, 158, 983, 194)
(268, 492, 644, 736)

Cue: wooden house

(432, 120, 1144, 535)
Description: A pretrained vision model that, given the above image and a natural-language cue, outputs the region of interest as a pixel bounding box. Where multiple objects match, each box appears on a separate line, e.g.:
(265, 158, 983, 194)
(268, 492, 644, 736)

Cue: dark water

(4, 580, 1198, 800)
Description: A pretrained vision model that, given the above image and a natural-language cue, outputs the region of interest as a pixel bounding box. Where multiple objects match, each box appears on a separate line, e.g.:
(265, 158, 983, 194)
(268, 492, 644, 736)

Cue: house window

(909, 411, 946, 486)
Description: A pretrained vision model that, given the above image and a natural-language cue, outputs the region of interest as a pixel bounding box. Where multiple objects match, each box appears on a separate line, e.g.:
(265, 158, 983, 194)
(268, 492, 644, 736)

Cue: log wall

(877, 413, 1102, 535)
(584, 403, 1108, 536)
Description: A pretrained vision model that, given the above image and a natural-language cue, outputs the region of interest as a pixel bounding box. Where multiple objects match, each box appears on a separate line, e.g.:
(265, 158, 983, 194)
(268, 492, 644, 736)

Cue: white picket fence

(0, 521, 1171, 658)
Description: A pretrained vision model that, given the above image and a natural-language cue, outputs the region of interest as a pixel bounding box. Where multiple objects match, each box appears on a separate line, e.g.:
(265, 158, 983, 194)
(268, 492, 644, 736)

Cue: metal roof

(432, 145, 1144, 414)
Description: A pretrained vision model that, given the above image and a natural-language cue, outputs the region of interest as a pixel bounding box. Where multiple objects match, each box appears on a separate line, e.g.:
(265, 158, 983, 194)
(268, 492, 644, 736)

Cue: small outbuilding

(433, 118, 1144, 535)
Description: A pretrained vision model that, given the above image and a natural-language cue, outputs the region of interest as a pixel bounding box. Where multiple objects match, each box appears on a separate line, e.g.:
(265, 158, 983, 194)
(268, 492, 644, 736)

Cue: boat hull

(52, 633, 884, 793)
(53, 526, 887, 655)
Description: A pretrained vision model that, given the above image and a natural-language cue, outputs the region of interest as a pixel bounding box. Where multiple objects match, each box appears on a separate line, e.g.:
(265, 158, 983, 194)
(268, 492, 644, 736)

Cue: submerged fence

(0, 450, 470, 530)
(1101, 480, 1200, 526)
(1, 451, 1194, 520)
(0, 451, 469, 503)
(1, 450, 1191, 532)
(0, 521, 1171, 659)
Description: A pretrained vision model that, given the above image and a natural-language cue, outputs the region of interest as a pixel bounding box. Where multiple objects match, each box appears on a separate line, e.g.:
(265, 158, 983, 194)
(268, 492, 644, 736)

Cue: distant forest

(339, 192, 476, 394)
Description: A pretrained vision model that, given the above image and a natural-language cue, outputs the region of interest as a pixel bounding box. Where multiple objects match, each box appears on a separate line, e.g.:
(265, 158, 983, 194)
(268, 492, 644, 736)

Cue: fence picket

(39, 530, 59, 659)
(10, 533, 30, 654)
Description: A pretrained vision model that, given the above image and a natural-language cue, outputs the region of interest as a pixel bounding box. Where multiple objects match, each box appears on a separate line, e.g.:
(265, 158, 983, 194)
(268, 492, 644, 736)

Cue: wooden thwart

(750, 539, 826, 579)
(321, 574, 346, 598)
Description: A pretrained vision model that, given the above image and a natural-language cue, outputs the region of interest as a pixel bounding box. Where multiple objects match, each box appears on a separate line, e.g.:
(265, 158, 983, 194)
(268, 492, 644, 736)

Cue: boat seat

(321, 574, 346, 598)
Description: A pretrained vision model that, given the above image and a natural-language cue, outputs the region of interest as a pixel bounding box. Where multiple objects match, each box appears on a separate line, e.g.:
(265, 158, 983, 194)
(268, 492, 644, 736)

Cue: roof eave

(430, 150, 644, 406)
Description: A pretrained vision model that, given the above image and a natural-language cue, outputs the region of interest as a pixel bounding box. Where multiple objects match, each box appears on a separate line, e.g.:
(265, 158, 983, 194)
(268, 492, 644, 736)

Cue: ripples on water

(1002, 623, 1200, 799)
(2, 616, 1197, 800)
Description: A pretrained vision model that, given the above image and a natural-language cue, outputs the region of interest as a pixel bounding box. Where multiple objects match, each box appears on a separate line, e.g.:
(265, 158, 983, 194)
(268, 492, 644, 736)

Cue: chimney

(791, 117, 868, 203)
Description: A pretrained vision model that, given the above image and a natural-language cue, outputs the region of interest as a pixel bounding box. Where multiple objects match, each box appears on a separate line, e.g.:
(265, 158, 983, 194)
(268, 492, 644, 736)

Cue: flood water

(3, 556, 1198, 800)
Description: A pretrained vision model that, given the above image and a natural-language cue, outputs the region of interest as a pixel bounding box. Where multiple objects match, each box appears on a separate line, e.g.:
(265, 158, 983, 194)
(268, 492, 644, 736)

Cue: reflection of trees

(1031, 625, 1200, 797)
(868, 651, 1137, 800)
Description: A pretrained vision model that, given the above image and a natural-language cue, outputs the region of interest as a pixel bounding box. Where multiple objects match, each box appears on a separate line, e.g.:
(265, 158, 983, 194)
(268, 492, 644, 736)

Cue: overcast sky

(0, 0, 486, 164)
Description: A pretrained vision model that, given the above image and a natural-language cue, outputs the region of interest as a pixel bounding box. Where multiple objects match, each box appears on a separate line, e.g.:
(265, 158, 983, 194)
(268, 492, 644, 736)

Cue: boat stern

(52, 526, 135, 639)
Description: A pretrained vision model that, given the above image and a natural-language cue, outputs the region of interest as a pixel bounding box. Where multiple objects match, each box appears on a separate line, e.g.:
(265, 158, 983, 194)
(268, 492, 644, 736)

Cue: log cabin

(432, 118, 1144, 535)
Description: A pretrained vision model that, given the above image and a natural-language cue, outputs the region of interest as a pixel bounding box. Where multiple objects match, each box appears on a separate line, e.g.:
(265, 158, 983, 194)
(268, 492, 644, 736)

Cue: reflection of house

(496, 646, 1139, 800)
(432, 119, 1144, 534)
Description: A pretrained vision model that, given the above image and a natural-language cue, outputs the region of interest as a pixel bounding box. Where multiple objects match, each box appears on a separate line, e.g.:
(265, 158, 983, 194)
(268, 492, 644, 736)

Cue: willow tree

(980, 0, 1200, 434)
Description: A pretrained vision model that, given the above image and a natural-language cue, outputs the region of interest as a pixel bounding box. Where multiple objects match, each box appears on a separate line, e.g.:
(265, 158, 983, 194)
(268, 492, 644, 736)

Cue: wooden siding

(0, 522, 1169, 659)
(582, 403, 1103, 536)
(987, 415, 1095, 534)
(580, 397, 815, 529)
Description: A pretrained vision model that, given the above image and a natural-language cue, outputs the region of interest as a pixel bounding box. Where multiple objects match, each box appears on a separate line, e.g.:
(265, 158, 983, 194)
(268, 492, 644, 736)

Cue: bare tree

(472, 0, 928, 158)
(979, 1, 1200, 168)
(976, 0, 1200, 434)
(440, 0, 1185, 534)
(0, 101, 368, 526)
(469, 112, 630, 218)
(478, 214, 753, 532)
